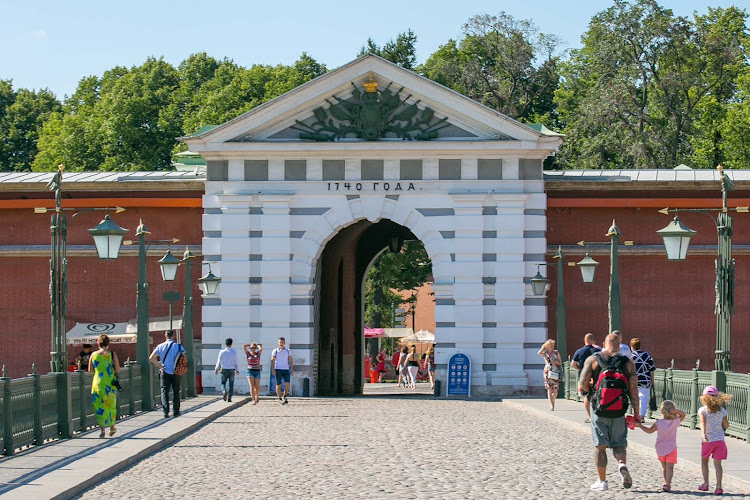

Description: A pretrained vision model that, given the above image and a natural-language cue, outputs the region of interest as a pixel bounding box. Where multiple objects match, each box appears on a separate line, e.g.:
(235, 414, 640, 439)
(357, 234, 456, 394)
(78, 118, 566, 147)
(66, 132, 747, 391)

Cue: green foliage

(418, 13, 562, 125)
(358, 30, 418, 70)
(555, 1, 748, 169)
(364, 240, 432, 329)
(0, 81, 61, 172)
(30, 53, 326, 171)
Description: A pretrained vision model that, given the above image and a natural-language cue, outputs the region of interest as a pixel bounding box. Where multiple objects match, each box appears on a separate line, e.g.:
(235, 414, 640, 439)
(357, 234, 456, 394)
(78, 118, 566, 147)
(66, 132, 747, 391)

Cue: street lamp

(576, 252, 599, 283)
(657, 215, 696, 261)
(656, 165, 748, 371)
(36, 165, 127, 373)
(198, 263, 221, 295)
(531, 246, 567, 361)
(575, 221, 633, 333)
(157, 249, 181, 281)
(88, 214, 128, 260)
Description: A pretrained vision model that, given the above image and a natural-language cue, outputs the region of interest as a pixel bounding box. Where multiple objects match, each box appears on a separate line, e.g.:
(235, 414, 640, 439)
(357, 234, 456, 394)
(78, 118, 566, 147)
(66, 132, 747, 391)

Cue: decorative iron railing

(1, 362, 181, 456)
(563, 359, 750, 442)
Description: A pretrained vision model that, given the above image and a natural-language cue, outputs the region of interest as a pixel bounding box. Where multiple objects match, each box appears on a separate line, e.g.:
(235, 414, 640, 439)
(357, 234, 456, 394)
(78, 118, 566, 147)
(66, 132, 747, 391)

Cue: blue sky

(1, 0, 746, 99)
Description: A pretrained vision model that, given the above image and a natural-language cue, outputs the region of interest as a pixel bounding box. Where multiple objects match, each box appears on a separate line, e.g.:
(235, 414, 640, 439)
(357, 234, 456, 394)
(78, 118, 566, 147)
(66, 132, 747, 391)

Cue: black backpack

(590, 354, 630, 418)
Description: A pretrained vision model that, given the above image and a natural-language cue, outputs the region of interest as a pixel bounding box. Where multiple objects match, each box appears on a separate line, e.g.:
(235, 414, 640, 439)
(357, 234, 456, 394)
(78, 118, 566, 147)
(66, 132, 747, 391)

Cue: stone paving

(74, 396, 749, 499)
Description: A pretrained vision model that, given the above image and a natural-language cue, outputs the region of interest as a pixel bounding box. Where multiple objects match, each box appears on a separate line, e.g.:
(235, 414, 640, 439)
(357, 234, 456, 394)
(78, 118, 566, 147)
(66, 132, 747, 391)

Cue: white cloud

(30, 29, 47, 40)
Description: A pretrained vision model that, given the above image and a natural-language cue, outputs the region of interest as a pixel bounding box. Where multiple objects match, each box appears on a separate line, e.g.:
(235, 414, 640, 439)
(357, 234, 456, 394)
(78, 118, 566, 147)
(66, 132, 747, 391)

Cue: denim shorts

(275, 369, 290, 384)
(246, 369, 261, 380)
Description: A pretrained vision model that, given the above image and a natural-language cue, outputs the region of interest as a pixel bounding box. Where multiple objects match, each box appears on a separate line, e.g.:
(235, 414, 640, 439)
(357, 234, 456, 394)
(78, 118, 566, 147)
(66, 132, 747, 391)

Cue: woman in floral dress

(88, 334, 120, 438)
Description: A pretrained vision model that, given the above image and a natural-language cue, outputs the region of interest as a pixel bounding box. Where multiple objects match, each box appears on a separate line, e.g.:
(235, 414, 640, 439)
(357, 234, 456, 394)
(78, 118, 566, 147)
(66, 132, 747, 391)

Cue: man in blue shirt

(149, 330, 185, 418)
(572, 333, 601, 423)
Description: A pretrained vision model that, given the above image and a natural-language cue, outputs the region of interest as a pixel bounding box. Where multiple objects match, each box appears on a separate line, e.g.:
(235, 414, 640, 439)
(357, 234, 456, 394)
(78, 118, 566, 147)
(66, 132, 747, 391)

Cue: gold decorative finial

(363, 74, 378, 93)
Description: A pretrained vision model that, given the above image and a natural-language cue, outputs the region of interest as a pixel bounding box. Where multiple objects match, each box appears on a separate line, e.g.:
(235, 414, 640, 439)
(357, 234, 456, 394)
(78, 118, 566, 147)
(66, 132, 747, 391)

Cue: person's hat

(702, 385, 719, 396)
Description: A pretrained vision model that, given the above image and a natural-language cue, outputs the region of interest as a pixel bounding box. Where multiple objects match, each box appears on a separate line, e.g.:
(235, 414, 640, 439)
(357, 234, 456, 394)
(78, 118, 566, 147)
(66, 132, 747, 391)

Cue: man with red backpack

(579, 333, 641, 491)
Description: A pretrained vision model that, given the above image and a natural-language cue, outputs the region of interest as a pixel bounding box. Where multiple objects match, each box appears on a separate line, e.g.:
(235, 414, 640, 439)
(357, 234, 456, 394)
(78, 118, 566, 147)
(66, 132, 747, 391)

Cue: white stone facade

(183, 55, 562, 396)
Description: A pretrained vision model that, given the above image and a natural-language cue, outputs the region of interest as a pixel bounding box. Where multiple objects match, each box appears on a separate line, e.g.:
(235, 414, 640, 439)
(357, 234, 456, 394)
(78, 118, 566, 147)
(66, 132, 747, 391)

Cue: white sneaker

(590, 480, 608, 491)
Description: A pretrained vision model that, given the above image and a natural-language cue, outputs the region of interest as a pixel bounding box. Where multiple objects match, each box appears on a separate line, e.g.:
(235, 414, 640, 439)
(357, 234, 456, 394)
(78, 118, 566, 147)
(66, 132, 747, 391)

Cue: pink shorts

(701, 441, 728, 460)
(658, 449, 677, 464)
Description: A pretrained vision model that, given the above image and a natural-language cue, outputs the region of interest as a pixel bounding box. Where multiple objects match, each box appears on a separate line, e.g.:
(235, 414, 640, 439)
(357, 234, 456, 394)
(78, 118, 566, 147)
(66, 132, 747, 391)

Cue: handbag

(649, 386, 658, 412)
(545, 353, 561, 381)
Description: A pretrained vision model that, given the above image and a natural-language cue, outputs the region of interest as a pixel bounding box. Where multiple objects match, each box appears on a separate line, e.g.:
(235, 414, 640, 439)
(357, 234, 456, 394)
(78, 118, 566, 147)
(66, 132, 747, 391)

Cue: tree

(364, 240, 432, 329)
(0, 85, 60, 172)
(358, 30, 418, 70)
(555, 1, 748, 169)
(419, 13, 562, 124)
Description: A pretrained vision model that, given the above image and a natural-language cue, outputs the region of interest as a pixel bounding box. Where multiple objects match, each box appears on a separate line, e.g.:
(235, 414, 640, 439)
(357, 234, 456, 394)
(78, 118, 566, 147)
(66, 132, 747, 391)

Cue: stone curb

(504, 398, 750, 495)
(1, 396, 247, 500)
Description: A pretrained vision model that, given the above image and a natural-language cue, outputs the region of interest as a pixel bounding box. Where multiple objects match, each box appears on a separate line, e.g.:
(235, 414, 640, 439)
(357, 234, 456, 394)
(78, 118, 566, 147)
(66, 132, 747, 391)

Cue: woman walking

(243, 342, 262, 404)
(538, 339, 562, 411)
(376, 349, 386, 383)
(630, 337, 655, 418)
(397, 346, 409, 388)
(425, 345, 436, 389)
(88, 334, 120, 438)
(404, 345, 420, 389)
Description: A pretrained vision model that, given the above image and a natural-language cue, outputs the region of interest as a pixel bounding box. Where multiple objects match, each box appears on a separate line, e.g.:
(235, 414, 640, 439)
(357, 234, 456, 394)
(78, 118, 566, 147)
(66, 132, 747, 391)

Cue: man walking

(580, 333, 641, 491)
(149, 330, 185, 418)
(271, 337, 293, 405)
(214, 338, 239, 402)
(612, 330, 633, 358)
(571, 333, 601, 423)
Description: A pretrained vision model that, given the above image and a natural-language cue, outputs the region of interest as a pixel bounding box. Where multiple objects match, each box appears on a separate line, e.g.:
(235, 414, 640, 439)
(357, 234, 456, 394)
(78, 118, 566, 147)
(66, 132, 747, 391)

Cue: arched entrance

(315, 218, 419, 396)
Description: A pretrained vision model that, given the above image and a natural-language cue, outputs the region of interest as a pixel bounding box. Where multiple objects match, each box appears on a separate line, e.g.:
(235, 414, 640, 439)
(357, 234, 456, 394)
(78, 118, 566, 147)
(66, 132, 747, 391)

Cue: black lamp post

(656, 166, 748, 371)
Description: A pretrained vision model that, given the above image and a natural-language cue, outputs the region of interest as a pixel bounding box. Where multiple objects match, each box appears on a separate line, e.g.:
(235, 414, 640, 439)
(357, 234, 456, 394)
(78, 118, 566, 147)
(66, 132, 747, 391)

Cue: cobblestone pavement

(75, 397, 746, 499)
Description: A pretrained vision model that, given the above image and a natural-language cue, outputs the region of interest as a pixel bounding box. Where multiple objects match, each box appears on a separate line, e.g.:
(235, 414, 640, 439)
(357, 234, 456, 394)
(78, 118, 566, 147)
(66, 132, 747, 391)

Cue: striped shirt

(246, 351, 261, 370)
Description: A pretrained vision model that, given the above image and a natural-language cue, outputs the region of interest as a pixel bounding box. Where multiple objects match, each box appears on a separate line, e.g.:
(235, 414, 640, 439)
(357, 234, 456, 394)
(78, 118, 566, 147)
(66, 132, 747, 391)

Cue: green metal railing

(563, 359, 750, 442)
(1, 363, 181, 456)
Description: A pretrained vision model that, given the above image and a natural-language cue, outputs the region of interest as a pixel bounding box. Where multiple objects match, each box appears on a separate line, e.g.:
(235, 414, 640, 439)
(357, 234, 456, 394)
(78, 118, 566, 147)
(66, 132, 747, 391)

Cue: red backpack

(590, 354, 630, 418)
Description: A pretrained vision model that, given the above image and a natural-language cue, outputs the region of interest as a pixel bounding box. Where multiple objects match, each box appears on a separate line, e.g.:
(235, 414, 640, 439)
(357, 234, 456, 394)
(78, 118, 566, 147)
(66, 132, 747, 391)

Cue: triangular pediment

(181, 54, 557, 148)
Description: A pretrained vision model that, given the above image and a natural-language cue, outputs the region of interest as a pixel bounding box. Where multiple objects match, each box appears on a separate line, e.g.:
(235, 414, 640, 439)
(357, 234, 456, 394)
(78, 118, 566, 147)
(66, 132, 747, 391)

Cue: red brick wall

(546, 206, 750, 373)
(0, 206, 203, 378)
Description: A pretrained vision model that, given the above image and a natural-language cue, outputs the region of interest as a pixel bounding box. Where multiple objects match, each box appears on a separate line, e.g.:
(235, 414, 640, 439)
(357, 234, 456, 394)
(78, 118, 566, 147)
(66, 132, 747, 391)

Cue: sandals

(714, 488, 723, 495)
(98, 429, 105, 438)
(662, 484, 670, 492)
(698, 484, 709, 492)
(109, 427, 117, 437)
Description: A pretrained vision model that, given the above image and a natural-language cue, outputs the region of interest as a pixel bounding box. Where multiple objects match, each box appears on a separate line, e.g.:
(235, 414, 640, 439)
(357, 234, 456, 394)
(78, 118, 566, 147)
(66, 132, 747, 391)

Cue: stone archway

(315, 218, 422, 395)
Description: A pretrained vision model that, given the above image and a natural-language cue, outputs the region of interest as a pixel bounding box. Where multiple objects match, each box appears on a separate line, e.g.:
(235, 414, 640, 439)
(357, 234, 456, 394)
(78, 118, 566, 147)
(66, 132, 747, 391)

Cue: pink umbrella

(364, 327, 384, 338)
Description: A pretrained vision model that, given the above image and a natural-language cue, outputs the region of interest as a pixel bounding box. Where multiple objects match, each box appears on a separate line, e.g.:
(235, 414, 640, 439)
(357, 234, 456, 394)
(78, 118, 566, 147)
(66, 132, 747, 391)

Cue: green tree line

(1, 0, 748, 172)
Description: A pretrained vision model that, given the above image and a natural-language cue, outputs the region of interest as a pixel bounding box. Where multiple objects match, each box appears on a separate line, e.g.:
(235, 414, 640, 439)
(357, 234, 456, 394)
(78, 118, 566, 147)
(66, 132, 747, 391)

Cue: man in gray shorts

(580, 333, 641, 491)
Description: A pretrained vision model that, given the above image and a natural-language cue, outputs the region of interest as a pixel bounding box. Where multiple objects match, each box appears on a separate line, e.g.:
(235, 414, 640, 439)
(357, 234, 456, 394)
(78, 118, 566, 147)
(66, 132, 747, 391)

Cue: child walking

(636, 400, 685, 492)
(697, 385, 731, 495)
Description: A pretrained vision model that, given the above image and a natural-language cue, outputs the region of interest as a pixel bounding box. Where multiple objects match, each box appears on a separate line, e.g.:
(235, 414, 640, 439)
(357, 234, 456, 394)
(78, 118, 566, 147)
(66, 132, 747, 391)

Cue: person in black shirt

(76, 344, 93, 371)
(571, 333, 600, 423)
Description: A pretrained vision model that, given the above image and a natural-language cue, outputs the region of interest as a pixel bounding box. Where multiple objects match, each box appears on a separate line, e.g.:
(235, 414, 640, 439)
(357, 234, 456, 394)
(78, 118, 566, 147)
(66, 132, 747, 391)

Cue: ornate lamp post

(656, 166, 747, 371)
(36, 165, 127, 372)
(575, 221, 633, 333)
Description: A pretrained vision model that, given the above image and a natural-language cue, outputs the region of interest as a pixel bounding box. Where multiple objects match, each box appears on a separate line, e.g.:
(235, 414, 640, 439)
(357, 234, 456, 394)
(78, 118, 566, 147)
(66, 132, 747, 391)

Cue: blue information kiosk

(446, 353, 471, 397)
